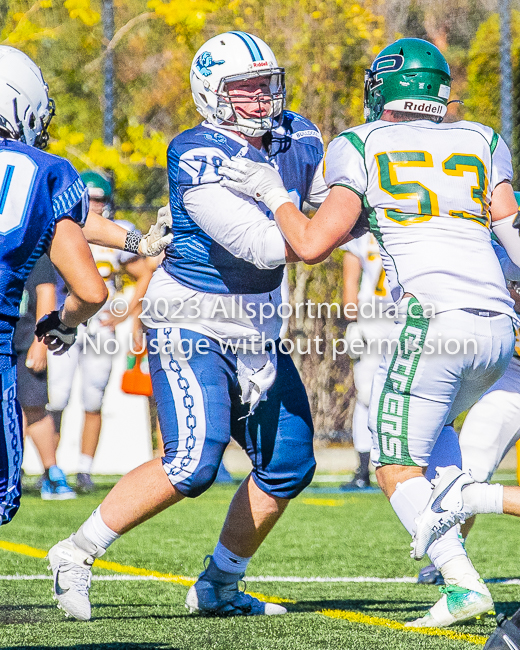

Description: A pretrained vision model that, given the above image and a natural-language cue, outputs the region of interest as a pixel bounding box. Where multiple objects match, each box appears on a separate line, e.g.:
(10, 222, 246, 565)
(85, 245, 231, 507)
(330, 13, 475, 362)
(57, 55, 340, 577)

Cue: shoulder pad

(171, 124, 238, 157)
(277, 111, 323, 144)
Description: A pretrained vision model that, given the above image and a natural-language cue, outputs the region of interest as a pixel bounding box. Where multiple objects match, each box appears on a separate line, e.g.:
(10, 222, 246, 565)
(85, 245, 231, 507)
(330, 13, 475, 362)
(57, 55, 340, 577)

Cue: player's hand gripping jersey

(0, 140, 88, 355)
(142, 111, 327, 342)
(326, 120, 515, 317)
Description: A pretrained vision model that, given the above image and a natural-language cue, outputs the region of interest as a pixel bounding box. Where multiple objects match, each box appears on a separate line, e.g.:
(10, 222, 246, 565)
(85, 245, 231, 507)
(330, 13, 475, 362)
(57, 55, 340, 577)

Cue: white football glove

(218, 156, 292, 214)
(345, 321, 365, 360)
(138, 204, 173, 256)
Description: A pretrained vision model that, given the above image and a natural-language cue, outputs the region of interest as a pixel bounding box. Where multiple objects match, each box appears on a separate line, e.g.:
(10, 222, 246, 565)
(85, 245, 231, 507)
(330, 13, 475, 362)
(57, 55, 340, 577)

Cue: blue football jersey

(0, 139, 88, 355)
(164, 111, 324, 294)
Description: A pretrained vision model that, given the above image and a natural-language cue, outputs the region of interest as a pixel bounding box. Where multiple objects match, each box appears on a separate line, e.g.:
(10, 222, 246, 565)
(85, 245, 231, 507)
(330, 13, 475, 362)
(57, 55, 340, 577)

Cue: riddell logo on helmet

(403, 101, 442, 114)
(253, 61, 269, 68)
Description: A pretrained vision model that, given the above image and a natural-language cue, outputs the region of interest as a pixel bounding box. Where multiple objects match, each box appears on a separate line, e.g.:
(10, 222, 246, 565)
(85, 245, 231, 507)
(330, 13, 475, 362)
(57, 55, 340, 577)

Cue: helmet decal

(373, 54, 405, 86)
(195, 51, 225, 77)
(229, 31, 264, 61)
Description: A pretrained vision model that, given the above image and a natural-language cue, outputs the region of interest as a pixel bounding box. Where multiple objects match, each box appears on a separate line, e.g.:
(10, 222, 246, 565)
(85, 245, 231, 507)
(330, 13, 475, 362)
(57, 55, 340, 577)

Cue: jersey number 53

(375, 150, 488, 228)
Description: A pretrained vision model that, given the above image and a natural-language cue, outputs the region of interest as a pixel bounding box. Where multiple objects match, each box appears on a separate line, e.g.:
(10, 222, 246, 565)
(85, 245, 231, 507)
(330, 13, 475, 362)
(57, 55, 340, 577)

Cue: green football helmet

(364, 38, 451, 123)
(80, 171, 112, 200)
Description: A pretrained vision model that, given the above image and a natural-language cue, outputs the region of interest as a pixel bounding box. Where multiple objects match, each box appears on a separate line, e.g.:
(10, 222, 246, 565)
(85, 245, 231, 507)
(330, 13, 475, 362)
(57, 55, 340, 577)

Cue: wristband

(124, 230, 142, 254)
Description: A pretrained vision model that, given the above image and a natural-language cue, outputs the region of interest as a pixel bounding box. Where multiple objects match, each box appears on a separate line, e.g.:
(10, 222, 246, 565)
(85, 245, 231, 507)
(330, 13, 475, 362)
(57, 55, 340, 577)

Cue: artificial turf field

(1, 472, 519, 650)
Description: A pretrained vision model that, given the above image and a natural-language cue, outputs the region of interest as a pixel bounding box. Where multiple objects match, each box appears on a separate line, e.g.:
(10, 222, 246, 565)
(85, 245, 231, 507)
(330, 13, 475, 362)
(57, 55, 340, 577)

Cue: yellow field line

(0, 540, 47, 559)
(0, 540, 491, 642)
(320, 609, 487, 646)
(301, 498, 346, 507)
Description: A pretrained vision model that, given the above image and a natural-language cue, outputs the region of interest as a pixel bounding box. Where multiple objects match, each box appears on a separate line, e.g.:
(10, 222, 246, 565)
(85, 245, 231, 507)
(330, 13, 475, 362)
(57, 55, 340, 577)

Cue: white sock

(78, 453, 94, 474)
(212, 541, 251, 575)
(389, 476, 433, 535)
(389, 477, 468, 569)
(463, 483, 503, 515)
(428, 527, 466, 570)
(76, 508, 120, 552)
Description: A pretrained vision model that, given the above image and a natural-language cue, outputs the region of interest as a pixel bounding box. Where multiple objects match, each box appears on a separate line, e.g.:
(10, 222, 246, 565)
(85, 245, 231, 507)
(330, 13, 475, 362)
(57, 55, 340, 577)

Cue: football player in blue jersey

(0, 45, 173, 526)
(0, 46, 109, 526)
(48, 31, 331, 621)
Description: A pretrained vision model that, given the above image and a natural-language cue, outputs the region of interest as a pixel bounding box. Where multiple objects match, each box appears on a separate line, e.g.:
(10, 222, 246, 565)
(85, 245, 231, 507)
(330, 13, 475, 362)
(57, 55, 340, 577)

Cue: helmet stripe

(229, 31, 264, 62)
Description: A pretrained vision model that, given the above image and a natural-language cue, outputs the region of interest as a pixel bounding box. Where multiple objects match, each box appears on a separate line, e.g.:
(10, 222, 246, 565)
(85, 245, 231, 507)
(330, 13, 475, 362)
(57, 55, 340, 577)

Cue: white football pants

(47, 323, 115, 414)
(460, 355, 520, 482)
(352, 315, 396, 454)
(369, 301, 514, 468)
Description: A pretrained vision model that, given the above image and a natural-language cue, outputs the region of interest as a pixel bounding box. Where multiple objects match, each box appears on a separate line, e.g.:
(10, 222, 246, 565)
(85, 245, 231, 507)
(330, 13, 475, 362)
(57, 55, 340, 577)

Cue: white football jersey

(341, 232, 392, 307)
(326, 119, 515, 317)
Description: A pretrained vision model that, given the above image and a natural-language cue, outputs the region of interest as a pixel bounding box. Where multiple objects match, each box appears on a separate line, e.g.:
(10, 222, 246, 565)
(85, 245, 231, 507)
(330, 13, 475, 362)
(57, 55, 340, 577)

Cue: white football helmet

(190, 32, 285, 138)
(0, 46, 54, 149)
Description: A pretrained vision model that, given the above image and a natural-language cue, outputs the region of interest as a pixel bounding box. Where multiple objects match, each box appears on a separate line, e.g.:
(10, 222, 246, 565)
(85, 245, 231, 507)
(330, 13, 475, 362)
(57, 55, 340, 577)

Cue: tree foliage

(464, 12, 520, 133)
(2, 0, 510, 437)
(1, 0, 386, 436)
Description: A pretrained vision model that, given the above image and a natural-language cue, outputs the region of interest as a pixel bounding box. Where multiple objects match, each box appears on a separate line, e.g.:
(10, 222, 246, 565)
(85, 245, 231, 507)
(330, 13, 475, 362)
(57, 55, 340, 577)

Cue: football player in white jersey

(46, 172, 154, 492)
(415, 235, 520, 585)
(47, 31, 330, 622)
(218, 37, 520, 627)
(340, 233, 393, 489)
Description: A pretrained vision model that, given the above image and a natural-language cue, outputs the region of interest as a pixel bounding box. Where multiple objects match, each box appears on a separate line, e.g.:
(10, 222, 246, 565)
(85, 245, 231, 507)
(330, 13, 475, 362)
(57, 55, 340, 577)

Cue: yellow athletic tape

(0, 540, 293, 604)
(320, 609, 487, 645)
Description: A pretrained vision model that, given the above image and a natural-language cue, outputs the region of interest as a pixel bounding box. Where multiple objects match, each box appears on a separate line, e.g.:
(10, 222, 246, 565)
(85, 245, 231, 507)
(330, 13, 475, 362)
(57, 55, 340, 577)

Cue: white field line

(0, 575, 415, 583)
(2, 574, 520, 585)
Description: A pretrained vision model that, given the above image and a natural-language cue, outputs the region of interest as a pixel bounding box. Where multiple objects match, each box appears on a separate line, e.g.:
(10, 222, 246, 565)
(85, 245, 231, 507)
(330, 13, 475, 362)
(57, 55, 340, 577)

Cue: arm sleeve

(324, 135, 368, 197)
(492, 240, 520, 281)
(306, 160, 330, 208)
(491, 216, 520, 269)
(183, 183, 287, 269)
(490, 134, 513, 191)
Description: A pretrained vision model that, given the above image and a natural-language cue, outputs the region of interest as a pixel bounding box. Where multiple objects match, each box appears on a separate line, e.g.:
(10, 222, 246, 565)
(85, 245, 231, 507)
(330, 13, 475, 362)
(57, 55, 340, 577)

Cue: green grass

(1, 473, 519, 649)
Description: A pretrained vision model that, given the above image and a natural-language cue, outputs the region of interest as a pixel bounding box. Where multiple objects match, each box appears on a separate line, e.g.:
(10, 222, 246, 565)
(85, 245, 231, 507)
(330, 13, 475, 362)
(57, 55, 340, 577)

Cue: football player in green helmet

(363, 38, 451, 123)
(80, 171, 113, 221)
(218, 36, 520, 629)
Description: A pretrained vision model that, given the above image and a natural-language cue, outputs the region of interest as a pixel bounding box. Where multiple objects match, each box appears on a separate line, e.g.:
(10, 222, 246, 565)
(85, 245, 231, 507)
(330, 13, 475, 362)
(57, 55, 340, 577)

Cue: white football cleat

(47, 536, 96, 621)
(406, 582, 494, 628)
(412, 466, 475, 560)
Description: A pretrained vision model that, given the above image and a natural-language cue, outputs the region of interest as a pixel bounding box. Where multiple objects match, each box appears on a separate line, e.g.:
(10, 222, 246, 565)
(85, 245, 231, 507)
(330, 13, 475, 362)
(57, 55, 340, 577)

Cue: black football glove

(513, 211, 520, 233)
(35, 310, 77, 355)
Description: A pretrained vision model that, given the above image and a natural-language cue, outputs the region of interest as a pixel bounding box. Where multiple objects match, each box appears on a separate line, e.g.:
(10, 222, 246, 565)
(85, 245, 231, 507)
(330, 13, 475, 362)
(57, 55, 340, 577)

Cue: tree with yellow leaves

(2, 0, 387, 438)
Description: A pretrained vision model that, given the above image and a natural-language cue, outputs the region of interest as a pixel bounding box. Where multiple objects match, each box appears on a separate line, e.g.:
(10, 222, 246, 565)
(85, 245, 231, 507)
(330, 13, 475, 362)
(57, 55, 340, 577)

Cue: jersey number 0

(0, 151, 37, 235)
